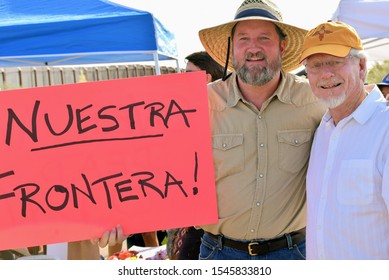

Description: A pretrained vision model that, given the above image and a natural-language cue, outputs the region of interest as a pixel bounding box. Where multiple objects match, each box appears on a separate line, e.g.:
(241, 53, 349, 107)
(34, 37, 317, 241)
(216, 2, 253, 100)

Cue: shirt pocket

(212, 134, 244, 179)
(337, 160, 374, 205)
(277, 129, 312, 173)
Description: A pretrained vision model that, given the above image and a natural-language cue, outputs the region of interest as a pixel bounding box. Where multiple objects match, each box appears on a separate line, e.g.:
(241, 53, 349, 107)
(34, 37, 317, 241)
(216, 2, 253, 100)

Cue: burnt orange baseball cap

(300, 21, 363, 62)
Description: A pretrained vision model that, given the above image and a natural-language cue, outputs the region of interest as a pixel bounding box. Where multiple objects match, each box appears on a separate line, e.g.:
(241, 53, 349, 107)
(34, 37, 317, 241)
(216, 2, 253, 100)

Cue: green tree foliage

(367, 60, 389, 84)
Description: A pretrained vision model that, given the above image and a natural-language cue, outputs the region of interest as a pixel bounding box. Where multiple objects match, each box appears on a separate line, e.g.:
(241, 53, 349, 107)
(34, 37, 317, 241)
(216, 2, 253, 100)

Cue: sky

(110, 0, 341, 68)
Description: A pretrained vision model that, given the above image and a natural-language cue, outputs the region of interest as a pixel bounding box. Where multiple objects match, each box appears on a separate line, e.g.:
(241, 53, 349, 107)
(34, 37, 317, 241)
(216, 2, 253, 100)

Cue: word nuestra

(4, 99, 197, 148)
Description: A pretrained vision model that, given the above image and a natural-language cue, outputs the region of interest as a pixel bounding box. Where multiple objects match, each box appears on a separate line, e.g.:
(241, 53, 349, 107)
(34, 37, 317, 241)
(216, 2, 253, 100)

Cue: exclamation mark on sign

(193, 152, 199, 196)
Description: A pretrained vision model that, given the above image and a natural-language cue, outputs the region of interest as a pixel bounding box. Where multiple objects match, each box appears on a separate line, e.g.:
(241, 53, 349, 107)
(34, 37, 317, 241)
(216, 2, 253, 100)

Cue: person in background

(377, 72, 389, 98)
(167, 51, 224, 260)
(300, 21, 389, 259)
(184, 51, 224, 83)
(196, 0, 325, 260)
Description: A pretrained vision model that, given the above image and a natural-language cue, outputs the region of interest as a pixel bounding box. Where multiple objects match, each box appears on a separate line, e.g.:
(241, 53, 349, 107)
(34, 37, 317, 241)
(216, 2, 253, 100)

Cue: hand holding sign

(95, 224, 127, 248)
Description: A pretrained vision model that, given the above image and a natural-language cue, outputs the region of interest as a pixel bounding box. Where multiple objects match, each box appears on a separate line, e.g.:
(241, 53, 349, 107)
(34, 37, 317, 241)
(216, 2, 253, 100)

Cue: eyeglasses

(304, 55, 355, 74)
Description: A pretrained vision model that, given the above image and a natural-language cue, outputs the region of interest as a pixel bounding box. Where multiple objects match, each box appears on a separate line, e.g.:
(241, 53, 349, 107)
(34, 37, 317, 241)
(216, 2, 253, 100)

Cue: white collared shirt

(306, 86, 389, 259)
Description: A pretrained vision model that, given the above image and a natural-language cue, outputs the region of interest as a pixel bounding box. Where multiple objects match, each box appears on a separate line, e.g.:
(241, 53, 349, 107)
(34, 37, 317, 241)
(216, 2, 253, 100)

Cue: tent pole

(153, 53, 161, 75)
(175, 59, 180, 73)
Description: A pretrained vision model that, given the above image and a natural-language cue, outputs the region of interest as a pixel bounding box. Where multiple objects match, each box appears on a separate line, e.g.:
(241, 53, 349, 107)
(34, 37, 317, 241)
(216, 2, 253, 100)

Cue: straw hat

(198, 0, 308, 73)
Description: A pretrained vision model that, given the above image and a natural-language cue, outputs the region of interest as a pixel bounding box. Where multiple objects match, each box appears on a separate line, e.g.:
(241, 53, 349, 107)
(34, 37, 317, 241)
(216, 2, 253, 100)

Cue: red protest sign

(0, 71, 217, 250)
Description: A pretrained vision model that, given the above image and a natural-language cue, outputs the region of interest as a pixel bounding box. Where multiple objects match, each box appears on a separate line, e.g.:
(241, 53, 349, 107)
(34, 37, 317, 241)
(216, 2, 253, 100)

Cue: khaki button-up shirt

(200, 71, 326, 240)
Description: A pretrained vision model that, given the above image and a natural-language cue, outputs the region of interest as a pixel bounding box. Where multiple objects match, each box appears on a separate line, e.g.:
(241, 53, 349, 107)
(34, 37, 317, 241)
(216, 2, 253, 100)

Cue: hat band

(235, 8, 279, 21)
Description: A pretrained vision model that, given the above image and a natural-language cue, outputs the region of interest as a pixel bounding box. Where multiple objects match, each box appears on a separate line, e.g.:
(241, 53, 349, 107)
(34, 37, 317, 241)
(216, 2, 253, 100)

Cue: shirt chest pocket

(277, 129, 313, 173)
(212, 134, 244, 179)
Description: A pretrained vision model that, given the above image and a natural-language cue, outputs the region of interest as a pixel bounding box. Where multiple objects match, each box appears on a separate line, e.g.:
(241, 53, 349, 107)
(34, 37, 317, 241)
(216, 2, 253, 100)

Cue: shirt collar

(322, 85, 385, 125)
(353, 85, 386, 124)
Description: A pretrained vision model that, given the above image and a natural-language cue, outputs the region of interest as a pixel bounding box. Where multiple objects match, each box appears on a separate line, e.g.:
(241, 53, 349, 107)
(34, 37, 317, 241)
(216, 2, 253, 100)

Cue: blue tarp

(0, 0, 179, 68)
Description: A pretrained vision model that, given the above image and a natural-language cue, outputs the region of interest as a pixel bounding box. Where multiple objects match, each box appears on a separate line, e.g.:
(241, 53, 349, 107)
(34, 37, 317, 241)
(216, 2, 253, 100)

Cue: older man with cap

(300, 21, 389, 259)
(196, 0, 325, 260)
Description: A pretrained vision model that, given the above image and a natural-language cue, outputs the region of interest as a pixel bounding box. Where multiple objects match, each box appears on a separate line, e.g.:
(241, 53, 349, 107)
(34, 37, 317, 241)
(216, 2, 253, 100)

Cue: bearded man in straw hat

(301, 21, 389, 260)
(196, 0, 326, 260)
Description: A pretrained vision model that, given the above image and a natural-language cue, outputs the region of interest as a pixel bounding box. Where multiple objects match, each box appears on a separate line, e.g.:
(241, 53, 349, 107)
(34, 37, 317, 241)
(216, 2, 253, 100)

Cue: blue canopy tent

(0, 0, 179, 74)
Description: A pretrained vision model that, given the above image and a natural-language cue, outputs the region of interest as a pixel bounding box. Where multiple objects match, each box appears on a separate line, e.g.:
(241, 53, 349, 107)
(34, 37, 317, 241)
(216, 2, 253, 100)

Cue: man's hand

(92, 224, 128, 248)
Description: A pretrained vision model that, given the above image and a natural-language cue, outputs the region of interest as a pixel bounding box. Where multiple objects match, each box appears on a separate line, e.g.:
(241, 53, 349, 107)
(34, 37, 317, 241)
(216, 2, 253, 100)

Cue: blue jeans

(199, 232, 306, 260)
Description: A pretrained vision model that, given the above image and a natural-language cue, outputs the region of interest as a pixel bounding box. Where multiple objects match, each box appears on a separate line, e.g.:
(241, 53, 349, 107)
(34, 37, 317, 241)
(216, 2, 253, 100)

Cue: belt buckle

(248, 242, 259, 256)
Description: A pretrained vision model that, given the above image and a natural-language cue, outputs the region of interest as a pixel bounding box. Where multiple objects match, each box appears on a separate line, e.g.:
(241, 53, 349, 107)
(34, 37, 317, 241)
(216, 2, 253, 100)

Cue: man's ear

(280, 40, 286, 56)
(359, 57, 367, 81)
(206, 73, 213, 84)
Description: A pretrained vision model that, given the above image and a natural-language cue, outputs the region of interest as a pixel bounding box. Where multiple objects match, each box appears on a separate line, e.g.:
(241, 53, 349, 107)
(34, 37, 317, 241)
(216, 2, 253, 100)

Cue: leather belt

(204, 228, 305, 256)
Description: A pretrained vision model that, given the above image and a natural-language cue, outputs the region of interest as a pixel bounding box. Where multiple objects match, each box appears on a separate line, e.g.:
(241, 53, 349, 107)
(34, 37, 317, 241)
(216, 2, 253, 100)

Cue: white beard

(319, 92, 347, 109)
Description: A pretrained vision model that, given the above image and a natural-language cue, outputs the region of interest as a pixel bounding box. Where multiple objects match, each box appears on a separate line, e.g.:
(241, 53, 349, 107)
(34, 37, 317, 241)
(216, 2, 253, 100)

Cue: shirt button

(294, 139, 299, 144)
(222, 143, 227, 148)
(258, 115, 262, 119)
(250, 229, 255, 233)
(256, 202, 261, 207)
(260, 143, 264, 147)
(259, 174, 264, 178)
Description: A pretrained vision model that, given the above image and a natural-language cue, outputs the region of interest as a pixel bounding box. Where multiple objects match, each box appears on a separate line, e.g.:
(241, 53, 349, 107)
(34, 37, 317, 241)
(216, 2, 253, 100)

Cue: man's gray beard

(233, 54, 282, 86)
(319, 92, 347, 109)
